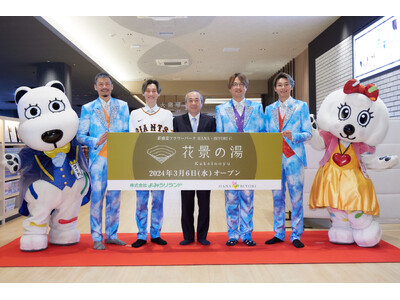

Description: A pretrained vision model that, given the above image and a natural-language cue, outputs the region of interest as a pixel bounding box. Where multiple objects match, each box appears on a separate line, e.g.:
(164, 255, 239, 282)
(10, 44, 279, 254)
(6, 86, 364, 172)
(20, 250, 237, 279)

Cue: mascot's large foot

(353, 220, 382, 247)
(49, 228, 80, 246)
(20, 234, 48, 252)
(328, 227, 355, 244)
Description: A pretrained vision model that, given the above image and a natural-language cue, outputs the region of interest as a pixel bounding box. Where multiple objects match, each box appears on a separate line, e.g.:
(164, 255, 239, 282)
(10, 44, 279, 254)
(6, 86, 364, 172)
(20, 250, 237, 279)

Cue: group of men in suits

(77, 71, 311, 250)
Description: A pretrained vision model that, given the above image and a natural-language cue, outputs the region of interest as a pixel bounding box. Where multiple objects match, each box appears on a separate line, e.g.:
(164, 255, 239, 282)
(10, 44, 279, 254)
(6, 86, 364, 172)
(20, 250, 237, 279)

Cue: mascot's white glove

(361, 153, 399, 170)
(2, 153, 21, 174)
(309, 114, 325, 150)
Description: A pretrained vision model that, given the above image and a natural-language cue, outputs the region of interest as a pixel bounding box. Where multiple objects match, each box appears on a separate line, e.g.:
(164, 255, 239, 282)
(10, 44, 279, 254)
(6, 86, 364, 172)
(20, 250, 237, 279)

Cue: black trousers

(181, 190, 211, 241)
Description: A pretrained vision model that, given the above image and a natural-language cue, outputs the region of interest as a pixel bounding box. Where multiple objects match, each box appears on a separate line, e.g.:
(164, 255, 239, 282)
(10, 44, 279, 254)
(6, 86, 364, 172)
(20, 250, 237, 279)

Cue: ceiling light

(223, 48, 240, 52)
(133, 95, 146, 106)
(156, 59, 189, 67)
(158, 32, 175, 38)
(42, 16, 134, 81)
(138, 16, 187, 22)
(205, 98, 261, 104)
(130, 44, 141, 49)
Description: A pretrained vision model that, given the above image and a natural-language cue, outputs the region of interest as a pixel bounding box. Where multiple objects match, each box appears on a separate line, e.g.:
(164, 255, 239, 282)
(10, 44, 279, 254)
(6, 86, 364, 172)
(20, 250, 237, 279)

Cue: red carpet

(1, 231, 400, 267)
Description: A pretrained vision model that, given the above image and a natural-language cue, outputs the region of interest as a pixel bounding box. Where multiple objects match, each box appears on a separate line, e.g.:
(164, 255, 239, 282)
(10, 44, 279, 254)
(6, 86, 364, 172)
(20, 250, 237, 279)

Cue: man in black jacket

(173, 90, 216, 246)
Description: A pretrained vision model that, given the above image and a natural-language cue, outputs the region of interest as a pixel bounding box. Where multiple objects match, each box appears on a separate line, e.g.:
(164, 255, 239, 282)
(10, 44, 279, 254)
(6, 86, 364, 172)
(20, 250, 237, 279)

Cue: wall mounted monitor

(353, 16, 399, 80)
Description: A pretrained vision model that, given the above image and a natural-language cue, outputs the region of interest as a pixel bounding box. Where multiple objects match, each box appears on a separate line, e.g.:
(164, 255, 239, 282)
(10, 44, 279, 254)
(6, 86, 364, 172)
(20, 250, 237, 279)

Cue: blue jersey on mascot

(3, 81, 90, 252)
(309, 79, 398, 247)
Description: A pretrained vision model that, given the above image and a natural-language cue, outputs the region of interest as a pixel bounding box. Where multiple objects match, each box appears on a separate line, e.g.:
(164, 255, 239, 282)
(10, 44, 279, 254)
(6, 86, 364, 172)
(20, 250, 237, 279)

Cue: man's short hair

(142, 79, 162, 94)
(94, 72, 113, 84)
(228, 73, 249, 89)
(273, 72, 295, 88)
(184, 90, 203, 104)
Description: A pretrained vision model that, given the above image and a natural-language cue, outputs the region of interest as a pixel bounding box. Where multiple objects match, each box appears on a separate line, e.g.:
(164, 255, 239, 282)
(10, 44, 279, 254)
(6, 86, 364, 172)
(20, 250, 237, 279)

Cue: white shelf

(5, 192, 19, 199)
(1, 116, 21, 225)
(5, 175, 21, 182)
(5, 208, 19, 219)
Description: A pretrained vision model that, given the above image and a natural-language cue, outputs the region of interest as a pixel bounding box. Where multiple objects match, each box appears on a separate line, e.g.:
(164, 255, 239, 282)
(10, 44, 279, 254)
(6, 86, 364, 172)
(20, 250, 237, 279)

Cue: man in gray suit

(173, 90, 216, 246)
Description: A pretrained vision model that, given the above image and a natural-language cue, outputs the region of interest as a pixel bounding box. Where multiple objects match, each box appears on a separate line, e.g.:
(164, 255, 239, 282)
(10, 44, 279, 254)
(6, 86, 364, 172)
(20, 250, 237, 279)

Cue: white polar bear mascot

(3, 81, 90, 252)
(309, 79, 398, 247)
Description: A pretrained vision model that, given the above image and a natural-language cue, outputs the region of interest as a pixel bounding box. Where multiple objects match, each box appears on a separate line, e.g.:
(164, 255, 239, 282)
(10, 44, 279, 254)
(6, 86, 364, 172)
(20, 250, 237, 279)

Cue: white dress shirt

(144, 104, 159, 114)
(100, 98, 110, 115)
(232, 99, 245, 116)
(279, 97, 293, 117)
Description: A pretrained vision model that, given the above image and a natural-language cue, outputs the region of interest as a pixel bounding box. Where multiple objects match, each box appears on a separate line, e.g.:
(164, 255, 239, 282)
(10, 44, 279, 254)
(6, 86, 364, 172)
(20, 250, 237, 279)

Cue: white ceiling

(44, 16, 339, 92)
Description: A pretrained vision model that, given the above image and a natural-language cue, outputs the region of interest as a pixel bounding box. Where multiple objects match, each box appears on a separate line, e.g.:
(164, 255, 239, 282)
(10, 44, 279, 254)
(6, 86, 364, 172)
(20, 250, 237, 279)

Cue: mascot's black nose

(343, 124, 355, 136)
(41, 129, 63, 144)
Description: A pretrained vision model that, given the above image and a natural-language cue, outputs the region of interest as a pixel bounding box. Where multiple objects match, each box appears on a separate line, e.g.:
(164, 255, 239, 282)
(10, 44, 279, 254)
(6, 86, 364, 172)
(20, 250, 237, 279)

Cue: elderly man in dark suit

(173, 90, 216, 246)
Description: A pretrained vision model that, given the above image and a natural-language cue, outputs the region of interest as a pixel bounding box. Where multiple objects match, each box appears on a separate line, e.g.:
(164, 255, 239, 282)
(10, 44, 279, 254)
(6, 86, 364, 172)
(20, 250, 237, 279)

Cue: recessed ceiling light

(138, 16, 187, 22)
(205, 98, 261, 104)
(130, 44, 141, 49)
(158, 32, 175, 37)
(223, 48, 240, 52)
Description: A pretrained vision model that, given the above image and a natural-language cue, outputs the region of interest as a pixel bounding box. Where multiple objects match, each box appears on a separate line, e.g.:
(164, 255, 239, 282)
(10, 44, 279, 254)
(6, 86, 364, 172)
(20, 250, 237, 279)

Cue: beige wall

(125, 79, 268, 116)
(294, 48, 309, 105)
(123, 79, 267, 100)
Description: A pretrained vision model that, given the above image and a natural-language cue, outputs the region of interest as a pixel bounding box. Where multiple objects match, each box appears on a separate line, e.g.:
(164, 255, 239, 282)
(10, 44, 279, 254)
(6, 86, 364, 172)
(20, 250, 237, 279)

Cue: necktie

(191, 117, 197, 132)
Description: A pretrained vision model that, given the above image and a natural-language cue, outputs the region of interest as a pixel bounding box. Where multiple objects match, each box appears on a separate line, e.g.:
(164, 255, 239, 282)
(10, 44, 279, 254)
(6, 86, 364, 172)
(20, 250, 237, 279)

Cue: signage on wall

(353, 16, 400, 80)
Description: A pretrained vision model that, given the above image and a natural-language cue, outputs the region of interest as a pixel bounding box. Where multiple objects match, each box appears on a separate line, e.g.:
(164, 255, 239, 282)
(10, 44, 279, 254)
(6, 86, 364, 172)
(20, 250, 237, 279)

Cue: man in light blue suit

(264, 72, 312, 248)
(77, 72, 130, 250)
(215, 73, 265, 246)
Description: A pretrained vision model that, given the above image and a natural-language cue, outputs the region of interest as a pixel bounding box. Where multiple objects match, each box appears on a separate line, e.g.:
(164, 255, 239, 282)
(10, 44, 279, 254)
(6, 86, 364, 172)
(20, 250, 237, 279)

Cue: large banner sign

(107, 132, 282, 190)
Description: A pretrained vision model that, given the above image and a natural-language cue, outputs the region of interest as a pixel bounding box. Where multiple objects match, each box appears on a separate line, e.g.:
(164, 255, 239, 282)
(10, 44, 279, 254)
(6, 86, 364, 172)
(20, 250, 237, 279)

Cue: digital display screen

(353, 16, 400, 80)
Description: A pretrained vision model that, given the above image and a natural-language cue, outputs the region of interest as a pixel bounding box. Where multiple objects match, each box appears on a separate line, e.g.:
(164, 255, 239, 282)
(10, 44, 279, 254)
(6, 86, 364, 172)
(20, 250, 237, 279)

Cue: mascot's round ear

(14, 86, 31, 104)
(46, 80, 65, 93)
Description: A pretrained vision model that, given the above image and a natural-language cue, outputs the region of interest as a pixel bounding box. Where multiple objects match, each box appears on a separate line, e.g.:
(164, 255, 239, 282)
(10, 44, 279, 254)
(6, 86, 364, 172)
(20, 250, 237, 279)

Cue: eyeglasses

(232, 82, 245, 87)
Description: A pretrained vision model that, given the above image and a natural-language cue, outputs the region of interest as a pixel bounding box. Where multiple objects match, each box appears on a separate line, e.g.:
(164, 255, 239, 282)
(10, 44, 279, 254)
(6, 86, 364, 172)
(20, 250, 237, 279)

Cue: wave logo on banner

(147, 145, 176, 164)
